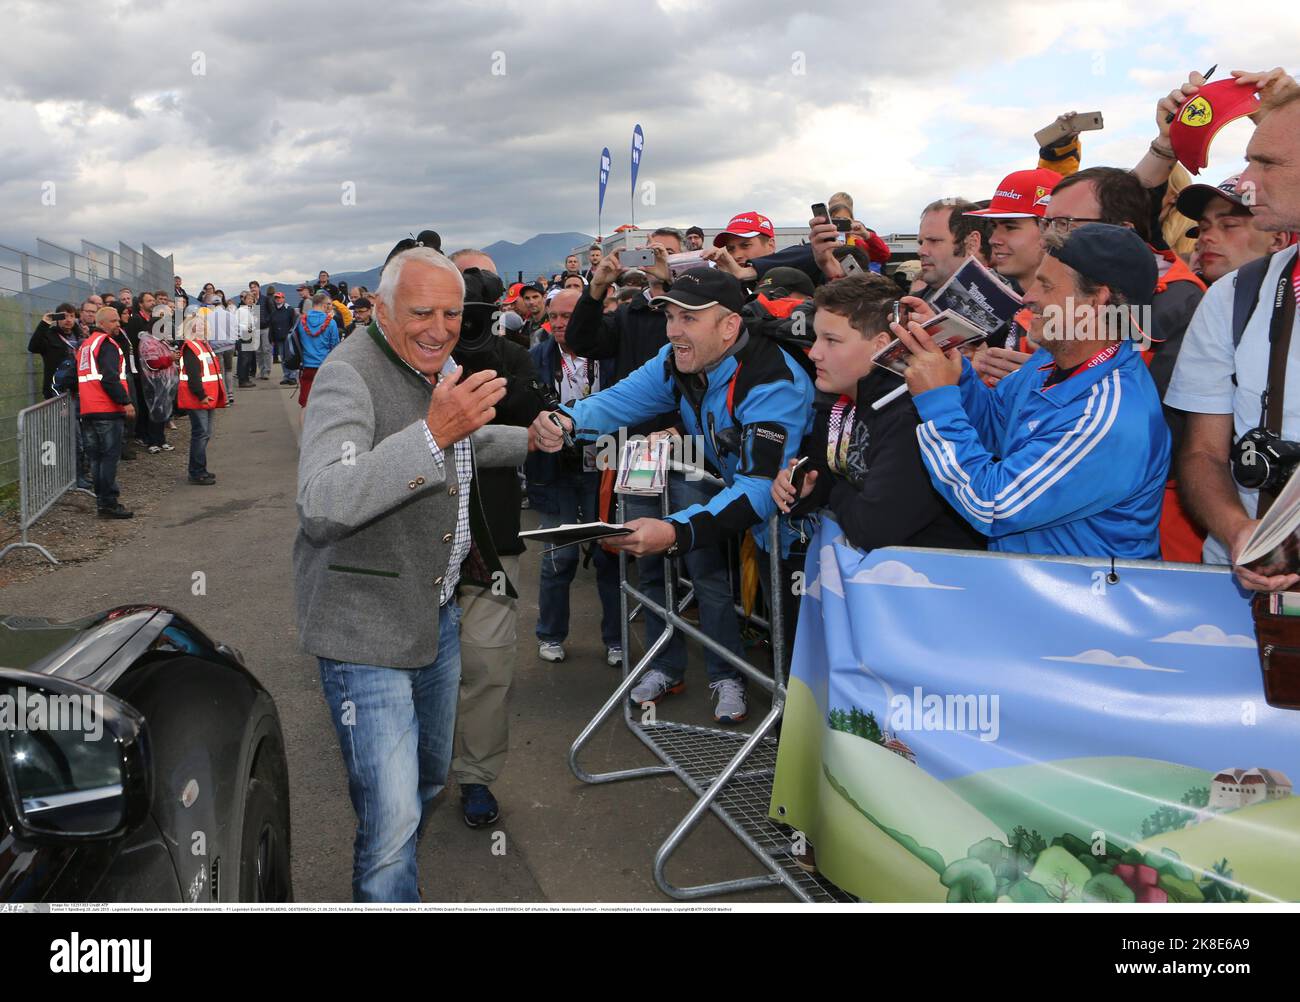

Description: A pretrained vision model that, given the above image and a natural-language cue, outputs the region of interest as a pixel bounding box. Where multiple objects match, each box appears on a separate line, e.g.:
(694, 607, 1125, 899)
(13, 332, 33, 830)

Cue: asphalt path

(0, 375, 791, 903)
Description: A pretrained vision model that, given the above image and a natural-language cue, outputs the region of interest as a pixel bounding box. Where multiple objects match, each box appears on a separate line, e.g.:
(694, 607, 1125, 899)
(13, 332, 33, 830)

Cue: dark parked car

(0, 605, 291, 902)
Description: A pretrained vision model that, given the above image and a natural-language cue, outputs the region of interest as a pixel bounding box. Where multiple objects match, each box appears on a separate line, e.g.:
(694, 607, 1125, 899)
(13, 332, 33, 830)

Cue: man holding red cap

(1168, 70, 1300, 591)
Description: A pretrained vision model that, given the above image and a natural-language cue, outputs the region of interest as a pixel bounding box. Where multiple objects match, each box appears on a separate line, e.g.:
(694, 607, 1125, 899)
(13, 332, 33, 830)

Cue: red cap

(1170, 79, 1262, 176)
(964, 168, 1061, 218)
(713, 211, 775, 246)
(504, 282, 524, 304)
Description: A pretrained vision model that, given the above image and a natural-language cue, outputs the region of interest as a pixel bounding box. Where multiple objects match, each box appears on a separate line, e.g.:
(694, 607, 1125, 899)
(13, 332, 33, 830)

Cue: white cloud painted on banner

(1042, 650, 1183, 673)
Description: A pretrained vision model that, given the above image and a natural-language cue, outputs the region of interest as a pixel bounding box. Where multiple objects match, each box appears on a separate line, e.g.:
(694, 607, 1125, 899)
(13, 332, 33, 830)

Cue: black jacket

(267, 303, 297, 342)
(563, 287, 676, 436)
(791, 368, 985, 554)
(28, 321, 79, 400)
(452, 335, 544, 558)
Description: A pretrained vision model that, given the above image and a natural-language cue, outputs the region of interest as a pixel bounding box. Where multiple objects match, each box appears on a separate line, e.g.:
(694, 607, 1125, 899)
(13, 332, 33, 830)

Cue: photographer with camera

(1167, 71, 1300, 591)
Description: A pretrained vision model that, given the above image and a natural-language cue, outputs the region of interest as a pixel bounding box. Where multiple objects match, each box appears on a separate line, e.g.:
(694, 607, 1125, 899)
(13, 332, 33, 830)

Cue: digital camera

(1231, 427, 1300, 491)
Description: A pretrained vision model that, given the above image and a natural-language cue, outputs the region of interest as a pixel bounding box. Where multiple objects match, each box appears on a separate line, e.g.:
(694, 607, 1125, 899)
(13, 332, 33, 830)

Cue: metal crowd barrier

(0, 395, 78, 565)
(568, 463, 852, 902)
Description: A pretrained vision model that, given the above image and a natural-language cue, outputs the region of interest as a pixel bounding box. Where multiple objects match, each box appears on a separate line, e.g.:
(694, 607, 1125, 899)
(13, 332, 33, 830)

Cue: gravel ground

(0, 417, 194, 588)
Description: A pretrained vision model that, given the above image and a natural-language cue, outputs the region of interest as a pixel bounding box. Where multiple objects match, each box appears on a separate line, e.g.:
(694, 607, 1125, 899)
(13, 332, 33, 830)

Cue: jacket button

(442, 533, 453, 543)
(408, 480, 417, 489)
(448, 486, 458, 496)
(416, 476, 426, 485)
(433, 575, 444, 586)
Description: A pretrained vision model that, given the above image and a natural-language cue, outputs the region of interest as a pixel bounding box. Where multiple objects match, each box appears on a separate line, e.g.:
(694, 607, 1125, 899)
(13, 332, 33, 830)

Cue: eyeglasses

(1038, 216, 1106, 235)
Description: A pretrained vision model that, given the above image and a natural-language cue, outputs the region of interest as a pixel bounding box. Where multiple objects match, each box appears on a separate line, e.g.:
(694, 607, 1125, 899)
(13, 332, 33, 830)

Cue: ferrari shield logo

(1179, 96, 1213, 127)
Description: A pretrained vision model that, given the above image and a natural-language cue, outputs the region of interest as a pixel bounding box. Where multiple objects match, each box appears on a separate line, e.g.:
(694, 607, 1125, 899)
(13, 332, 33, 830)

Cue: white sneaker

(160, 443, 175, 452)
(630, 669, 684, 705)
(710, 678, 748, 724)
(148, 445, 161, 454)
(538, 641, 566, 663)
(605, 645, 623, 667)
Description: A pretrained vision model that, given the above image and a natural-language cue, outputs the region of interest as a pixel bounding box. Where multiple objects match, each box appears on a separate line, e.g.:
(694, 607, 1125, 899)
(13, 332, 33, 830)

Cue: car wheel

(238, 754, 292, 902)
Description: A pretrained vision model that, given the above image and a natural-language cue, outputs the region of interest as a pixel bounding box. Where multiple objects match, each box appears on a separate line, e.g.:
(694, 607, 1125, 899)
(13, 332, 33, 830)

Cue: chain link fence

(0, 239, 174, 496)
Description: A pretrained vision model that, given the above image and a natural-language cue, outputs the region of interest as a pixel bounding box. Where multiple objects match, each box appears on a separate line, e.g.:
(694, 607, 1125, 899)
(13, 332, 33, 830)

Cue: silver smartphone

(620, 248, 656, 270)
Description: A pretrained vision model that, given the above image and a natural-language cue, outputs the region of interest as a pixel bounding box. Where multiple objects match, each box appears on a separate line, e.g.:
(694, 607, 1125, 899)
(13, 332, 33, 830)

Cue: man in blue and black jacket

(533, 268, 815, 724)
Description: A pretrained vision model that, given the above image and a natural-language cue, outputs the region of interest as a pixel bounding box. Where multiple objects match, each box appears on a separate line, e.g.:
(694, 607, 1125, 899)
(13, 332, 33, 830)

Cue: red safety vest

(76, 331, 129, 416)
(177, 339, 227, 410)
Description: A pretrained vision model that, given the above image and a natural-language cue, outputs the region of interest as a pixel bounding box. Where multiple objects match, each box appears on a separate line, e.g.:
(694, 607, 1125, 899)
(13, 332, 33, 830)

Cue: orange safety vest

(76, 331, 129, 416)
(177, 339, 228, 410)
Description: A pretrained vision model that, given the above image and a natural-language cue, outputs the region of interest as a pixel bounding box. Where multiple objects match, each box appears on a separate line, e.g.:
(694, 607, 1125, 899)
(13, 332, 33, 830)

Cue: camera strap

(1258, 254, 1300, 515)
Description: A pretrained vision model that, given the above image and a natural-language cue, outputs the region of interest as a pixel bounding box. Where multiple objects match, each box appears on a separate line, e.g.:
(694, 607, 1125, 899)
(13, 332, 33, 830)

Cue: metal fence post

(0, 395, 78, 565)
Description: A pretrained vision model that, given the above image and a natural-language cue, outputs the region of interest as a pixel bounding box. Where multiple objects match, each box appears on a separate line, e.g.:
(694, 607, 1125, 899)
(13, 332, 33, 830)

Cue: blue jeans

(535, 472, 621, 647)
(625, 472, 746, 684)
(80, 417, 123, 510)
(318, 602, 463, 903)
(188, 408, 212, 478)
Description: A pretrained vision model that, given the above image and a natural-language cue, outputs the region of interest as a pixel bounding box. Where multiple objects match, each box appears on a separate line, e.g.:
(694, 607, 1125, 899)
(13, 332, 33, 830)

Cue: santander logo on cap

(965, 168, 1060, 219)
(715, 211, 775, 245)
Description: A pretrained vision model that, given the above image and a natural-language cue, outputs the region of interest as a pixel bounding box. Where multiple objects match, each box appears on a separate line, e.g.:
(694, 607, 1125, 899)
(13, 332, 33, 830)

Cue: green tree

(862, 710, 883, 744)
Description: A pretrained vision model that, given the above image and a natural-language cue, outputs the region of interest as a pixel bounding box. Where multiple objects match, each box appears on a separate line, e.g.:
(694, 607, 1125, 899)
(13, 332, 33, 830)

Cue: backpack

(51, 356, 77, 396)
(282, 324, 303, 371)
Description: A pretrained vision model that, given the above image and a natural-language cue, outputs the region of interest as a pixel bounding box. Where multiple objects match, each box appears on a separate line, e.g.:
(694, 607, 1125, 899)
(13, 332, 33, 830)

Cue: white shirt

(1164, 245, 1300, 563)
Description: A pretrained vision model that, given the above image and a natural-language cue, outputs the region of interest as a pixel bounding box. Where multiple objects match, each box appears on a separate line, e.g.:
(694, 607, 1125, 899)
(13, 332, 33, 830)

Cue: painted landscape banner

(769, 518, 1300, 903)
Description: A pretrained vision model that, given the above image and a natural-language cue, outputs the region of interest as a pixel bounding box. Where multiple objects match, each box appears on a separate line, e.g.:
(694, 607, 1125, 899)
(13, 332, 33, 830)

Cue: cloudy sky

(1, 0, 1296, 290)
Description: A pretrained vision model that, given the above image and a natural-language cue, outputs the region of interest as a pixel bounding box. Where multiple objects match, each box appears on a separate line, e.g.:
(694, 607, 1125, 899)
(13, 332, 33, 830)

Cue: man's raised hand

(426, 366, 507, 449)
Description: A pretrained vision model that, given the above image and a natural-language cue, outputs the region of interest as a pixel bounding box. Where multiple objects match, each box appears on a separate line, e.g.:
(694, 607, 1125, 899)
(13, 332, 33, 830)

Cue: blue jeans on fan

(188, 408, 213, 479)
(80, 417, 123, 510)
(318, 601, 462, 902)
(534, 471, 621, 647)
(625, 471, 746, 685)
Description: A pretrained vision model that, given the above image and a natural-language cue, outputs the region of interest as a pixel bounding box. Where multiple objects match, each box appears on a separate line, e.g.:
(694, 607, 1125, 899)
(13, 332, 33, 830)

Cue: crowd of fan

(44, 66, 1300, 854)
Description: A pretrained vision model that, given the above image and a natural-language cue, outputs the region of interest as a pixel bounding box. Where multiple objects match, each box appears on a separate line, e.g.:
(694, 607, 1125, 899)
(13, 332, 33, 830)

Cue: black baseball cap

(1176, 174, 1250, 222)
(755, 266, 815, 299)
(384, 228, 444, 265)
(685, 225, 704, 239)
(650, 268, 746, 314)
(353, 297, 372, 309)
(1047, 223, 1156, 307)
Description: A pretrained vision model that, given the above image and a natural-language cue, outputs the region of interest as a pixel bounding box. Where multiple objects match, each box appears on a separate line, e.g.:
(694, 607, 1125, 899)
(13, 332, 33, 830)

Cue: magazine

(614, 437, 670, 496)
(1237, 465, 1300, 574)
(871, 310, 990, 376)
(518, 522, 633, 548)
(928, 256, 1023, 335)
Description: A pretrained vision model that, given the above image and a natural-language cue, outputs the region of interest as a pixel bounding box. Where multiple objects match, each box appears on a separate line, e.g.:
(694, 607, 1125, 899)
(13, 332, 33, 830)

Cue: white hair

(377, 246, 465, 310)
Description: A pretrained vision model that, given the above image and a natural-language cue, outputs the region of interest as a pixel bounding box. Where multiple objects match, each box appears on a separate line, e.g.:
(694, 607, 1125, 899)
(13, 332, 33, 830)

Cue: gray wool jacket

(294, 324, 528, 668)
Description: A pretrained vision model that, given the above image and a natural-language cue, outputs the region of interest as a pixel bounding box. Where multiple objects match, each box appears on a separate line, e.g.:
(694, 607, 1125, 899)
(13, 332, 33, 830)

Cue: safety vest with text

(177, 339, 227, 410)
(75, 331, 129, 416)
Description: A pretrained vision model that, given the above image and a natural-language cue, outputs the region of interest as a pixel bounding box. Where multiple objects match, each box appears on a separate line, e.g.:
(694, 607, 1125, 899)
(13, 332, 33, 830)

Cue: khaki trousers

(451, 554, 519, 786)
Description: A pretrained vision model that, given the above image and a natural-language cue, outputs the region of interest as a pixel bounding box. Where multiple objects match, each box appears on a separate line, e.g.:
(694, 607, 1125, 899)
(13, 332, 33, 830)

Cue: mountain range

(319, 231, 594, 293)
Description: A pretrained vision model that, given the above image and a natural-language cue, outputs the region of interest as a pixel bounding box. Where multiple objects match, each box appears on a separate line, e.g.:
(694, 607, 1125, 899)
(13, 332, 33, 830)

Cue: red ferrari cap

(964, 168, 1061, 218)
(713, 211, 775, 246)
(1170, 79, 1262, 175)
(504, 282, 524, 304)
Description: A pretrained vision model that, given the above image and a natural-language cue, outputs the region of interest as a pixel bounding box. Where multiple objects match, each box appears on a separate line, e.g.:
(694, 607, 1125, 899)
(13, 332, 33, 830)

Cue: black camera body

(1231, 427, 1300, 491)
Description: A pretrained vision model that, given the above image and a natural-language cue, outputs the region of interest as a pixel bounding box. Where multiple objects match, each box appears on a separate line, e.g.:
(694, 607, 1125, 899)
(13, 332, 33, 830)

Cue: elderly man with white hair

(294, 244, 530, 901)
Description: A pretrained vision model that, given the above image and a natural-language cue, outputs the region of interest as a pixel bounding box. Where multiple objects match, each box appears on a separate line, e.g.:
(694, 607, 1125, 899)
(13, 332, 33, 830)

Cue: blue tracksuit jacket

(911, 344, 1170, 559)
